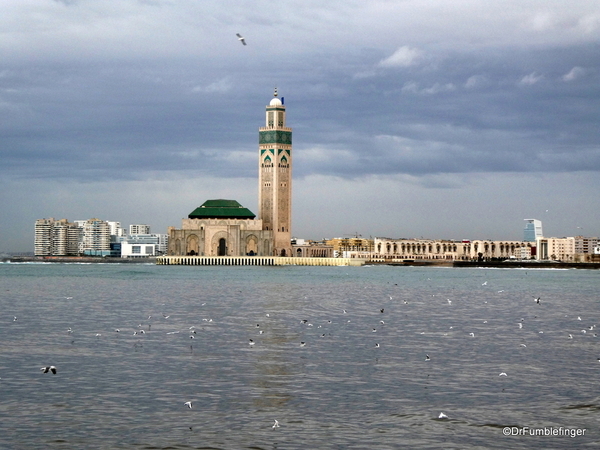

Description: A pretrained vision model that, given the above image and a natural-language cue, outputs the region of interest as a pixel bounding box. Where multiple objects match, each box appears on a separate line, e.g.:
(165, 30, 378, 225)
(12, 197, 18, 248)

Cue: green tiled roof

(188, 199, 256, 219)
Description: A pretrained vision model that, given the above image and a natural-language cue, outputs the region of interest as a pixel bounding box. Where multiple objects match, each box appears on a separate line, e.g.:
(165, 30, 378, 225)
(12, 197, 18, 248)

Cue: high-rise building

(258, 89, 292, 256)
(34, 218, 54, 256)
(34, 218, 81, 256)
(80, 218, 111, 256)
(523, 219, 543, 242)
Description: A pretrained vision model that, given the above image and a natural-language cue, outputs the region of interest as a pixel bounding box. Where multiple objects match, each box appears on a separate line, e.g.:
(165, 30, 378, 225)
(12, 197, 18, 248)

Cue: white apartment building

(34, 218, 81, 256)
(80, 218, 111, 256)
(107, 221, 123, 237)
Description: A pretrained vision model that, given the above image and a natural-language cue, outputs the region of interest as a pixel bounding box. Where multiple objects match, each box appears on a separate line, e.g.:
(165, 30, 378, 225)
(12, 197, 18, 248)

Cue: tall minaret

(258, 89, 292, 256)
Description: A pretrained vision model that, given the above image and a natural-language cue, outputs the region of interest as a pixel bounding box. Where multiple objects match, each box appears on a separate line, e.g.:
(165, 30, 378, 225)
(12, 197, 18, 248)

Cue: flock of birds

(23, 274, 599, 430)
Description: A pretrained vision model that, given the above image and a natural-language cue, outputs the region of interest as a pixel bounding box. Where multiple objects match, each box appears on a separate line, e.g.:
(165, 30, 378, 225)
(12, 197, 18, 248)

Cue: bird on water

(41, 366, 57, 374)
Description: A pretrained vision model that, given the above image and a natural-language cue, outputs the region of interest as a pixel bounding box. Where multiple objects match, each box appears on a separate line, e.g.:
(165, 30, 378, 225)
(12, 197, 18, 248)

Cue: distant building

(519, 246, 533, 260)
(373, 238, 530, 261)
(34, 218, 80, 256)
(34, 219, 54, 256)
(326, 237, 373, 258)
(167, 199, 272, 256)
(107, 221, 123, 237)
(121, 234, 168, 258)
(130, 224, 151, 235)
(574, 236, 599, 255)
(536, 237, 575, 261)
(571, 236, 600, 262)
(80, 218, 111, 256)
(524, 219, 543, 242)
(292, 238, 334, 258)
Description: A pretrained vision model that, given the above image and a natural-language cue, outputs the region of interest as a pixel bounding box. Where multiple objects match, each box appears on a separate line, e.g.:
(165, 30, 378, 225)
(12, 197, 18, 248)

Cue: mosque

(166, 90, 293, 257)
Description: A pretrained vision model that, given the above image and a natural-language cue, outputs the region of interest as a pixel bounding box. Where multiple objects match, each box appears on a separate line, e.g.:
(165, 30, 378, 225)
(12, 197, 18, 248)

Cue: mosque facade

(166, 90, 292, 257)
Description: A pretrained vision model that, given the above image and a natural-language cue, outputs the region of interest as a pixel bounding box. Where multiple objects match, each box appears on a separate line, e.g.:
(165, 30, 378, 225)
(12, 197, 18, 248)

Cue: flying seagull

(41, 366, 57, 374)
(184, 401, 192, 409)
(236, 33, 246, 45)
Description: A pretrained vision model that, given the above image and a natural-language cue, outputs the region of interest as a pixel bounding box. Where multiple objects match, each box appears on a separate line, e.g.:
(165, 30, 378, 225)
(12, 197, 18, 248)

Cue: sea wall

(156, 256, 364, 266)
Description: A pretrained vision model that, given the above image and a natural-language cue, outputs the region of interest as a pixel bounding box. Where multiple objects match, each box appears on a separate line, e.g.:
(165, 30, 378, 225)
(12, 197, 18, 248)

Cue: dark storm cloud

(2, 2, 599, 184)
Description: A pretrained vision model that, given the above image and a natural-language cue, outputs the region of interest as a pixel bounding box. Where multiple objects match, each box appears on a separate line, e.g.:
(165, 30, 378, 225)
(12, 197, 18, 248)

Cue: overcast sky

(1, 0, 599, 253)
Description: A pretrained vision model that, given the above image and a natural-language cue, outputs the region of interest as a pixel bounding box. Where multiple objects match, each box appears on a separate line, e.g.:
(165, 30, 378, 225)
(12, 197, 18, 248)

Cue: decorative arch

(211, 231, 231, 256)
(245, 235, 258, 256)
(186, 234, 199, 256)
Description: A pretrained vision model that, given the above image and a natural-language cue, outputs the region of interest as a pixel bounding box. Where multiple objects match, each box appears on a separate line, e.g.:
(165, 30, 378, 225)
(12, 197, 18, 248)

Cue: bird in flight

(184, 401, 193, 409)
(236, 33, 246, 45)
(41, 366, 57, 374)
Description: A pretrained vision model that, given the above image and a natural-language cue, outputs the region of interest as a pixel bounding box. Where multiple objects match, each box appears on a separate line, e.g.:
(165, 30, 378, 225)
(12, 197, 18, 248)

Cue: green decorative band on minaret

(259, 130, 292, 145)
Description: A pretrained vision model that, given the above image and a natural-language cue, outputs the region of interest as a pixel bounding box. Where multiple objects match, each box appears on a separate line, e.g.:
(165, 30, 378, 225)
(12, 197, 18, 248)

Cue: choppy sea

(0, 262, 598, 449)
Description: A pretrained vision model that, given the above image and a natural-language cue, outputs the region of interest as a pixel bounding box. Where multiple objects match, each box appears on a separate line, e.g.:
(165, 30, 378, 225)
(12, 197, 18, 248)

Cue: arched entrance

(186, 234, 199, 256)
(218, 238, 227, 256)
(245, 235, 258, 256)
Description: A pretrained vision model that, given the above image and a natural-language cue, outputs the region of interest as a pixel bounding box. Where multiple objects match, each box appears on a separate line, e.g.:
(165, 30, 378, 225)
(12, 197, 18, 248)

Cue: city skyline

(2, 1, 600, 253)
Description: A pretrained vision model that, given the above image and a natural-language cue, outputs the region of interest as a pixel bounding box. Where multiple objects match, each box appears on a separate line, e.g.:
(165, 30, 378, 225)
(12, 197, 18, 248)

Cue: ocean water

(0, 262, 598, 449)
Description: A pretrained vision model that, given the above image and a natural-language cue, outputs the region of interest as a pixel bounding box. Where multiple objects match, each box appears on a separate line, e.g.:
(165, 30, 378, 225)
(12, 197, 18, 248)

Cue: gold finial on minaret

(273, 87, 278, 97)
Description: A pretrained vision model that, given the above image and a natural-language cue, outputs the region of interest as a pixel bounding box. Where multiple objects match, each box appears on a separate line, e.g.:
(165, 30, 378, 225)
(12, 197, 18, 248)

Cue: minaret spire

(258, 90, 292, 256)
